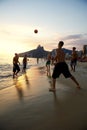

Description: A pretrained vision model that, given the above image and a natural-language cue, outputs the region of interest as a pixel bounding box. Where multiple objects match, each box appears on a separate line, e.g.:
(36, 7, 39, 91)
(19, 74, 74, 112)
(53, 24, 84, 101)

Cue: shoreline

(0, 62, 87, 130)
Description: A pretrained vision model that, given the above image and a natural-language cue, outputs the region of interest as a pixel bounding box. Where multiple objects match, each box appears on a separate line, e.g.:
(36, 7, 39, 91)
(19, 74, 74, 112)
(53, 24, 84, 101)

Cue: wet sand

(0, 62, 87, 130)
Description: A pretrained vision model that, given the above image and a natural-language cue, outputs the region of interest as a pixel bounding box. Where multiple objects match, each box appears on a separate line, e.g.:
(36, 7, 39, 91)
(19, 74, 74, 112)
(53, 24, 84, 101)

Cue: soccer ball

(34, 29, 38, 33)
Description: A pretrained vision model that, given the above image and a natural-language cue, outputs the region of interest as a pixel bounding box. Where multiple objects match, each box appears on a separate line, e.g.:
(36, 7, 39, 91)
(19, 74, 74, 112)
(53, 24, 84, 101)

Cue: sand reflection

(23, 73, 30, 88)
(13, 78, 24, 100)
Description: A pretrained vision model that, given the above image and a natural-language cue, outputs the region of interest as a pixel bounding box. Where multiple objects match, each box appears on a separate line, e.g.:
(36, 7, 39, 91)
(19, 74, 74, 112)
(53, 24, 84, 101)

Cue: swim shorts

(52, 62, 72, 79)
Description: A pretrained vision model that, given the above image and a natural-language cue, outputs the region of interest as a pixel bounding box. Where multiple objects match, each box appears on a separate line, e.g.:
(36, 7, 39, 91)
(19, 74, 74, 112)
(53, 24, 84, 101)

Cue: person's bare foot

(77, 85, 81, 89)
(49, 88, 56, 92)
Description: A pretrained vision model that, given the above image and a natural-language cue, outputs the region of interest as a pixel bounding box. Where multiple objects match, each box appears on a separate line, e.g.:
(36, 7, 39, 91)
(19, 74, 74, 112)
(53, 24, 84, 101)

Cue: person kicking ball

(49, 41, 81, 92)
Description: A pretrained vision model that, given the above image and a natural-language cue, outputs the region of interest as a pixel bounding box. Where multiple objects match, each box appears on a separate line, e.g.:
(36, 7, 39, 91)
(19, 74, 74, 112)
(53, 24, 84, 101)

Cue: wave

(0, 74, 12, 79)
(0, 58, 46, 90)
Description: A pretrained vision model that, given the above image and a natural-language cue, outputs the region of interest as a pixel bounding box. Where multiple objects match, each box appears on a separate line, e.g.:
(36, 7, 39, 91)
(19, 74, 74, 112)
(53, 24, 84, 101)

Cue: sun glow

(0, 24, 42, 55)
(0, 23, 55, 57)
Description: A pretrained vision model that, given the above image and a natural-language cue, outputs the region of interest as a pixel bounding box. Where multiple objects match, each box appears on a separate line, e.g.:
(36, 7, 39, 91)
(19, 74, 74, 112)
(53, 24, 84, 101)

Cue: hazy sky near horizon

(0, 0, 87, 55)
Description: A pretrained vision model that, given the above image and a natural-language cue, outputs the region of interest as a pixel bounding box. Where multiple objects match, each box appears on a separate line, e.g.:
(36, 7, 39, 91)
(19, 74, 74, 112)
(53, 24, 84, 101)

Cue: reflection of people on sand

(49, 41, 81, 92)
(70, 47, 78, 72)
(46, 53, 51, 77)
(13, 53, 20, 78)
(22, 54, 28, 73)
(14, 78, 23, 100)
(24, 73, 30, 88)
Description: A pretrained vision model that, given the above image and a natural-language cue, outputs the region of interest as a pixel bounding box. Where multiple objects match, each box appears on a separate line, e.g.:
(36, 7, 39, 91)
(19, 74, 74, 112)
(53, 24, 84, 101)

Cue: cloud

(0, 23, 87, 51)
(61, 33, 87, 50)
(62, 34, 85, 41)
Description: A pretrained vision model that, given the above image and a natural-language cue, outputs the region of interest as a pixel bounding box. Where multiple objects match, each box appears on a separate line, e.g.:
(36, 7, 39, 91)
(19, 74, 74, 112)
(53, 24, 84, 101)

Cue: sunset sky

(0, 0, 87, 56)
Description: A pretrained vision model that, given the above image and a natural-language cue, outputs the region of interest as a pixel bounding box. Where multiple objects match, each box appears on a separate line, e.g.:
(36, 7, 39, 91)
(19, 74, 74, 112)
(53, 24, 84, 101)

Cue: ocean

(0, 56, 45, 90)
(0, 55, 87, 91)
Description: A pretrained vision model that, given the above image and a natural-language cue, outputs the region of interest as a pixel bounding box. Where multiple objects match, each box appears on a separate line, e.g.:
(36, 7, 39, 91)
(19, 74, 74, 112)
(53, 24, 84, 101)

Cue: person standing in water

(49, 41, 80, 92)
(22, 54, 28, 73)
(13, 53, 20, 78)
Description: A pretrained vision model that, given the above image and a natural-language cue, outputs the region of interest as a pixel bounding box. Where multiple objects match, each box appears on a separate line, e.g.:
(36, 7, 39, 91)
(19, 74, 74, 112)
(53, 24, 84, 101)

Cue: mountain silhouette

(19, 45, 72, 58)
(19, 45, 50, 58)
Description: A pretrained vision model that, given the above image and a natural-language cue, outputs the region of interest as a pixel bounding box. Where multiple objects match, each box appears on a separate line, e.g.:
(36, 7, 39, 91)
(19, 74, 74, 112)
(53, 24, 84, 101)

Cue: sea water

(0, 56, 45, 90)
(1, 55, 86, 90)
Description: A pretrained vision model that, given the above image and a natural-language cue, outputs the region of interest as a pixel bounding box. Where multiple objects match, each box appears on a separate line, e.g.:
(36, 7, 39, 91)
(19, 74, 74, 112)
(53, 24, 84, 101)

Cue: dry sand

(0, 62, 87, 130)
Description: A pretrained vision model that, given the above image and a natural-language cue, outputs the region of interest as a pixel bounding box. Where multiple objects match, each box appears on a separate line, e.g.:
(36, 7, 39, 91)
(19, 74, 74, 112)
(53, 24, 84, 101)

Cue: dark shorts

(23, 63, 27, 69)
(46, 60, 51, 66)
(52, 62, 72, 79)
(13, 64, 20, 72)
(70, 59, 77, 66)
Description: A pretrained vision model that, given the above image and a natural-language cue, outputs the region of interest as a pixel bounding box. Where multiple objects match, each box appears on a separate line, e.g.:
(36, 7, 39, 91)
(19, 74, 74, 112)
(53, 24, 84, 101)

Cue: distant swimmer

(49, 41, 80, 92)
(13, 53, 20, 78)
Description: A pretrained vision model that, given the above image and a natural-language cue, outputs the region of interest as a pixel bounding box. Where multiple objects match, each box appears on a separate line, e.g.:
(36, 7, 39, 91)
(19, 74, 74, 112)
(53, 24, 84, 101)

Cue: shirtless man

(13, 53, 20, 78)
(70, 47, 78, 72)
(22, 54, 28, 73)
(49, 41, 80, 91)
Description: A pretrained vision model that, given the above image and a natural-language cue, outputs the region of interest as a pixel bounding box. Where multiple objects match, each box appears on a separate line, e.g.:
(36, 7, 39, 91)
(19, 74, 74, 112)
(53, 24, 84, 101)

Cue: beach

(0, 62, 87, 130)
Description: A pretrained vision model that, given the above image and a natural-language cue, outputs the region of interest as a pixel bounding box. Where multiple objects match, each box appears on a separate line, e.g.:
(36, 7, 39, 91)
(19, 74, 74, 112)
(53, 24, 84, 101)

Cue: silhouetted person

(70, 47, 78, 72)
(22, 54, 28, 73)
(46, 53, 51, 77)
(49, 41, 80, 92)
(13, 53, 20, 78)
